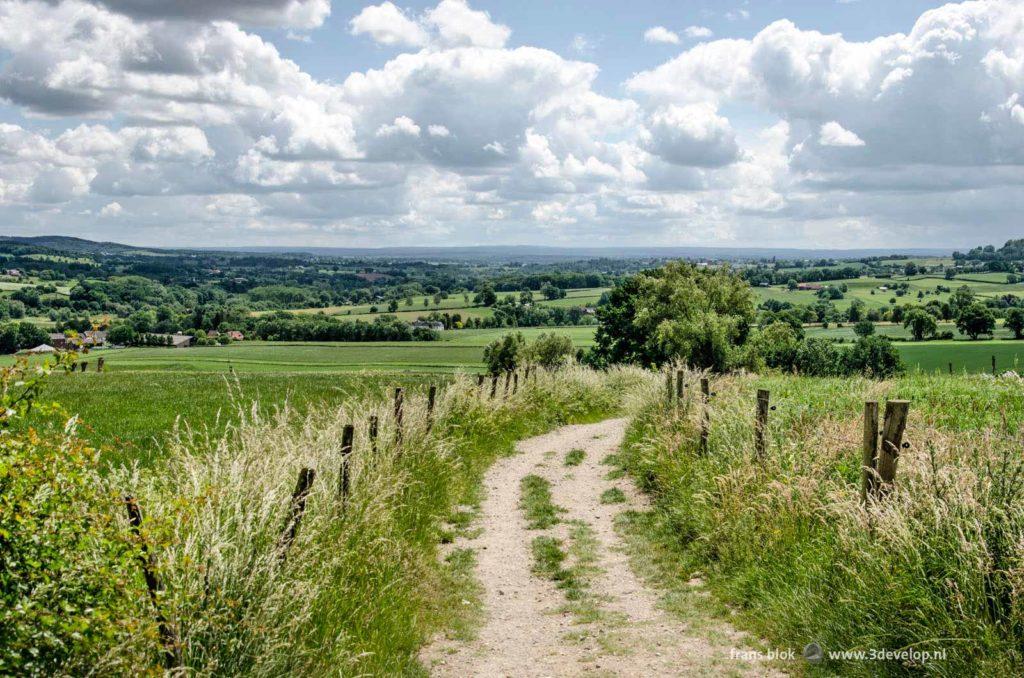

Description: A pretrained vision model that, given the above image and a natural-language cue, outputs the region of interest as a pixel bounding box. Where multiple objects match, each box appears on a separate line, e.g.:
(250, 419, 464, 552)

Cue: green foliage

(0, 358, 148, 675)
(1006, 307, 1024, 339)
(956, 303, 996, 340)
(853, 319, 875, 337)
(903, 308, 938, 341)
(589, 262, 755, 371)
(482, 332, 526, 375)
(473, 283, 498, 307)
(526, 332, 575, 369)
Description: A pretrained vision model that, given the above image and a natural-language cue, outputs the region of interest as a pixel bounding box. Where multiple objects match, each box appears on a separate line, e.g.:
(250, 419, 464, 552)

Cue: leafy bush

(483, 332, 526, 374)
(526, 332, 575, 369)
(0, 359, 149, 675)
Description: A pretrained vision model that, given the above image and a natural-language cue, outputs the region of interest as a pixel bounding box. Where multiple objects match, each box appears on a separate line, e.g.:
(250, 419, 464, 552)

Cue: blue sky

(0, 0, 1020, 249)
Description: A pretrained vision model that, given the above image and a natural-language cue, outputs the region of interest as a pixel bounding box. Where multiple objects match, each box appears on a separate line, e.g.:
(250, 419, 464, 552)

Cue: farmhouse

(796, 283, 824, 291)
(227, 330, 244, 341)
(411, 320, 445, 331)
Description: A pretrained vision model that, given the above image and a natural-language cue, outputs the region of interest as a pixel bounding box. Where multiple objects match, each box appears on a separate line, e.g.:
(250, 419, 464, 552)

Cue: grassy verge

(16, 365, 647, 675)
(620, 370, 1024, 677)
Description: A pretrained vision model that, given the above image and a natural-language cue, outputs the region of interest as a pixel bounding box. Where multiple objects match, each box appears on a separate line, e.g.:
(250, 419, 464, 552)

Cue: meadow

(251, 287, 608, 322)
(619, 369, 1024, 676)
(754, 273, 1019, 311)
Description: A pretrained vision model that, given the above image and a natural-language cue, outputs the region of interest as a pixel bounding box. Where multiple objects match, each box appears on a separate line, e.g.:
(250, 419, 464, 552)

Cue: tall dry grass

(621, 368, 1024, 676)
(101, 365, 646, 674)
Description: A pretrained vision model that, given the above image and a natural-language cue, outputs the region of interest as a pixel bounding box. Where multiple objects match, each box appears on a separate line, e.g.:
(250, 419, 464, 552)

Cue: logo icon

(803, 642, 824, 664)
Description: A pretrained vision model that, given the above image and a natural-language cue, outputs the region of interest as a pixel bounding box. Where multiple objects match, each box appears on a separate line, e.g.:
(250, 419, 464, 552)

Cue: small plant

(564, 449, 585, 466)
(519, 474, 564, 529)
(600, 487, 627, 504)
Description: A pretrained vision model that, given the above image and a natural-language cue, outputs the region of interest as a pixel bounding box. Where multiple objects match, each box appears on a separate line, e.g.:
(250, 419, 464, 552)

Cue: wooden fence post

(675, 369, 685, 404)
(393, 388, 404, 445)
(876, 400, 910, 495)
(490, 374, 498, 399)
(338, 424, 354, 506)
(124, 496, 180, 668)
(369, 415, 378, 453)
(80, 361, 88, 372)
(426, 385, 437, 432)
(97, 356, 105, 372)
(477, 374, 485, 393)
(754, 389, 770, 460)
(512, 372, 519, 395)
(503, 371, 511, 397)
(665, 370, 673, 407)
(948, 362, 953, 375)
(860, 401, 879, 503)
(699, 377, 710, 455)
(992, 355, 997, 375)
(279, 468, 315, 557)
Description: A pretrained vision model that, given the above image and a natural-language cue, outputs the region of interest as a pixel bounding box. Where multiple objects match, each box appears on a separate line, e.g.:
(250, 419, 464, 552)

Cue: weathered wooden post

(860, 401, 879, 503)
(80, 361, 88, 372)
(755, 389, 770, 460)
(97, 356, 105, 372)
(426, 385, 437, 432)
(948, 362, 953, 375)
(490, 374, 499, 399)
(503, 371, 511, 398)
(369, 415, 378, 453)
(699, 377, 710, 455)
(338, 424, 354, 505)
(512, 372, 519, 395)
(876, 400, 910, 496)
(675, 369, 685, 404)
(477, 374, 485, 392)
(665, 369, 673, 407)
(393, 388, 404, 445)
(279, 468, 315, 557)
(992, 355, 997, 375)
(124, 496, 180, 668)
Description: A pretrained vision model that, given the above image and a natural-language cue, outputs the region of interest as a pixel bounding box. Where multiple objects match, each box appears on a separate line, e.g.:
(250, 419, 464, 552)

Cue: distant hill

(0, 235, 149, 256)
(0, 235, 952, 262)
(212, 244, 953, 262)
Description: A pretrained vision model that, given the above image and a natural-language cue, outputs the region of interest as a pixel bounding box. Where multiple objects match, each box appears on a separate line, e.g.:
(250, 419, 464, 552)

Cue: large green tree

(588, 262, 755, 371)
(956, 303, 996, 340)
(903, 308, 937, 341)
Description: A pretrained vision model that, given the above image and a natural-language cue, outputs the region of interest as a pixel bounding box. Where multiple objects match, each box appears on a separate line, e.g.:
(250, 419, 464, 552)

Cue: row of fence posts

(477, 365, 533, 399)
(663, 369, 911, 502)
(124, 379, 452, 668)
(68, 356, 105, 373)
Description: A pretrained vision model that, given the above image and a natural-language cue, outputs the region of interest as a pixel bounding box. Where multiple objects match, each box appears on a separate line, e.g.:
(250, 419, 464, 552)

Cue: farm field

(754, 274, 1020, 311)
(251, 287, 608, 322)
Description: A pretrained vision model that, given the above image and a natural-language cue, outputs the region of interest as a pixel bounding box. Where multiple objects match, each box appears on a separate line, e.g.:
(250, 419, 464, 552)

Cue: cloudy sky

(0, 0, 1021, 249)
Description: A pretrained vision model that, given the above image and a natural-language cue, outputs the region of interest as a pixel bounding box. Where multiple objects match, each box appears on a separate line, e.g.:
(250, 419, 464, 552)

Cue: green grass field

(754, 274, 1020, 311)
(252, 287, 608, 323)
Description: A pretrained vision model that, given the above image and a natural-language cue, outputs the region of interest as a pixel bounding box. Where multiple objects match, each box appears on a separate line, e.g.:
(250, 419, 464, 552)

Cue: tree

(482, 332, 526, 374)
(587, 262, 755, 371)
(540, 283, 565, 300)
(853, 319, 875, 337)
(526, 332, 575, 369)
(956, 303, 996, 340)
(903, 308, 937, 341)
(845, 336, 904, 378)
(388, 299, 399, 313)
(904, 262, 918, 276)
(949, 285, 975, 316)
(108, 323, 137, 346)
(846, 299, 865, 322)
(1006, 307, 1024, 339)
(474, 283, 498, 307)
(519, 290, 534, 305)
